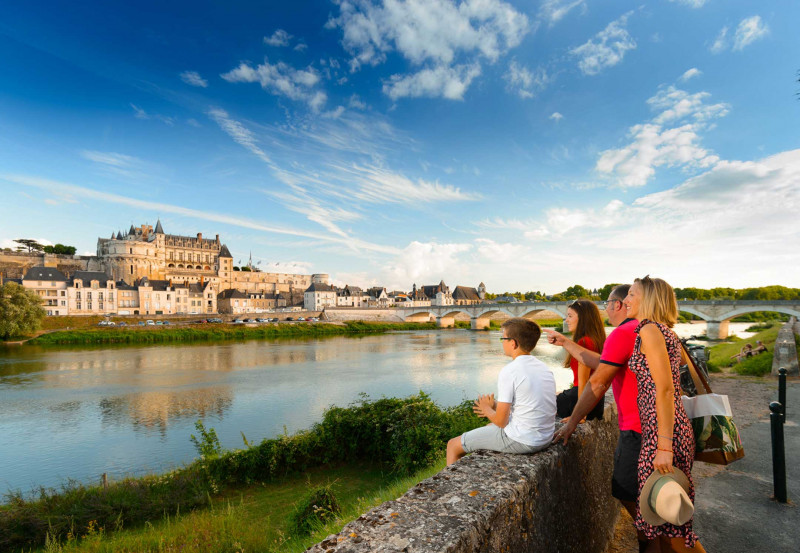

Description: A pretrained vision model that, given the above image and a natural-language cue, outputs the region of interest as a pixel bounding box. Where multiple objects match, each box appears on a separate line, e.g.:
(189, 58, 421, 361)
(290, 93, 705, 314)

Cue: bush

(732, 352, 773, 376)
(287, 484, 341, 536)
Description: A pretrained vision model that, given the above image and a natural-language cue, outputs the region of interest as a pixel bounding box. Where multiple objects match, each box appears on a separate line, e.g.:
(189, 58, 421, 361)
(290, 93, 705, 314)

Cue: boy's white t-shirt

(496, 354, 556, 447)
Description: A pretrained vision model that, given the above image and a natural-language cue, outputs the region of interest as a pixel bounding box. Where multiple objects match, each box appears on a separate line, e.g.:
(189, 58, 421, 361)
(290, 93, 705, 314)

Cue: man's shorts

(611, 430, 642, 502)
(461, 424, 548, 455)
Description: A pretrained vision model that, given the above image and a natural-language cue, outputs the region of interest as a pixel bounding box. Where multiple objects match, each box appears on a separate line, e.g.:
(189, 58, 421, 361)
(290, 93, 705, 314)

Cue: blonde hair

(635, 275, 678, 328)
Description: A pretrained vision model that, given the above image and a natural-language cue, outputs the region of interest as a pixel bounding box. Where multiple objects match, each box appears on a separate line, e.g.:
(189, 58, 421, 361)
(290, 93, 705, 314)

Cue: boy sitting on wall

(446, 318, 556, 465)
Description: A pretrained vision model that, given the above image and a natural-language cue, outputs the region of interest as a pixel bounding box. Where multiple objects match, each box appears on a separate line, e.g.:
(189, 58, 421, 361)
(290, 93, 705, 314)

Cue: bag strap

(681, 343, 712, 394)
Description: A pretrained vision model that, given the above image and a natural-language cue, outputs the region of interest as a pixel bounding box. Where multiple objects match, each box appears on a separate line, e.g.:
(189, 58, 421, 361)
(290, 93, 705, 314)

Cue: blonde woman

(624, 276, 705, 552)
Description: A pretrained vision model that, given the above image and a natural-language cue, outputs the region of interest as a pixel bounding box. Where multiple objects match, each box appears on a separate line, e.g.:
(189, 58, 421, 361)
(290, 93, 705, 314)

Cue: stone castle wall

(0, 252, 91, 279)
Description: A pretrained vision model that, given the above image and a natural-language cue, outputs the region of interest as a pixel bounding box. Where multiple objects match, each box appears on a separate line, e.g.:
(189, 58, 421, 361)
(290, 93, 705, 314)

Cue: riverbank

(17, 321, 438, 346)
(0, 393, 483, 552)
(706, 322, 799, 376)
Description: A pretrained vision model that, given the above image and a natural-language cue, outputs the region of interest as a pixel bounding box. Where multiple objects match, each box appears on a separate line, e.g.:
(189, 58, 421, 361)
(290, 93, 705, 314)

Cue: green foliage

(675, 285, 800, 301)
(0, 392, 479, 551)
(13, 238, 45, 252)
(562, 284, 591, 300)
(0, 282, 45, 340)
(286, 484, 341, 536)
(706, 325, 780, 372)
(598, 283, 622, 301)
(42, 244, 77, 255)
(731, 353, 773, 376)
(190, 420, 222, 459)
(26, 321, 438, 345)
(744, 322, 777, 332)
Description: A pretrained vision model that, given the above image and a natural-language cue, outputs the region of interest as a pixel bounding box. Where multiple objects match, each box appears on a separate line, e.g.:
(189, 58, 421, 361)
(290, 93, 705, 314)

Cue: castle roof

(155, 219, 164, 234)
(116, 231, 123, 240)
(71, 271, 112, 286)
(453, 286, 481, 301)
(129, 224, 136, 235)
(305, 282, 334, 293)
(23, 266, 67, 282)
(218, 244, 233, 258)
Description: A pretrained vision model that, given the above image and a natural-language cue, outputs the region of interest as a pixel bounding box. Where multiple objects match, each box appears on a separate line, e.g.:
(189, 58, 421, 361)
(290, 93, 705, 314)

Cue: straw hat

(639, 467, 694, 526)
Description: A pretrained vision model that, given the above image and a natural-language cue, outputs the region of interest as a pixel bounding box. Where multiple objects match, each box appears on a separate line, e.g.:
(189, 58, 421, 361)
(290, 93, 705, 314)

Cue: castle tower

(478, 282, 486, 301)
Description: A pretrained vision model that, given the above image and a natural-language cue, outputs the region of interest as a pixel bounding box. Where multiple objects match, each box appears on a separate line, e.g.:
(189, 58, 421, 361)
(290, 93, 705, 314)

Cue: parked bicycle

(679, 335, 710, 396)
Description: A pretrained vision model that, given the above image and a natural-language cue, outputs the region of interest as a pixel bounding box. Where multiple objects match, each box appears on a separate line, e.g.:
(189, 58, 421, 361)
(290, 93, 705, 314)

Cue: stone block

(306, 404, 620, 553)
(772, 319, 799, 376)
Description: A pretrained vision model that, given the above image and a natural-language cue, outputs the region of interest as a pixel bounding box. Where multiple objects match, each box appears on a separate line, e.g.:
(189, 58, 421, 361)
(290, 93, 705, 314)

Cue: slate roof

(453, 286, 481, 301)
(305, 282, 335, 293)
(218, 288, 247, 300)
(71, 271, 112, 286)
(367, 287, 387, 298)
(23, 266, 67, 282)
(116, 231, 123, 240)
(154, 219, 164, 234)
(116, 280, 136, 290)
(218, 244, 233, 258)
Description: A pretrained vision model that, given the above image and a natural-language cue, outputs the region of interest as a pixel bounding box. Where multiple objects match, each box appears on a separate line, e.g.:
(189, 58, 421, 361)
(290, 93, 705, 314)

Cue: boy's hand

(543, 328, 565, 346)
(473, 394, 495, 418)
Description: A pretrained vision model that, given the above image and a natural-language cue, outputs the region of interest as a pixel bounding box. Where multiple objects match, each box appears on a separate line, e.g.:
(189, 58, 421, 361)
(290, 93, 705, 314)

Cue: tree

(598, 283, 623, 300)
(563, 284, 591, 300)
(43, 244, 77, 255)
(0, 282, 45, 339)
(14, 239, 45, 253)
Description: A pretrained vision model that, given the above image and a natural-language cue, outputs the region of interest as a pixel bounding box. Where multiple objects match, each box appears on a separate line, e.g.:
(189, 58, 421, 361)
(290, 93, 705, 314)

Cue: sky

(1, 0, 798, 294)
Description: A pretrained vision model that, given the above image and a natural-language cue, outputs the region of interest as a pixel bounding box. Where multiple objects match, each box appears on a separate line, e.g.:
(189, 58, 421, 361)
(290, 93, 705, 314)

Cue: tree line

(485, 284, 800, 302)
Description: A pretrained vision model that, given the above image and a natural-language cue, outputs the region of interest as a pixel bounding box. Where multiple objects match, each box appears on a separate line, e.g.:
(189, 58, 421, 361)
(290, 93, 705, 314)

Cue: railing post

(769, 401, 787, 503)
(778, 367, 787, 423)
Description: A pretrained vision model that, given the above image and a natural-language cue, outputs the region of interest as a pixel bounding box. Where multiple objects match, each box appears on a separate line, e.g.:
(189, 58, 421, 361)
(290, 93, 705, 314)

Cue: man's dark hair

(501, 318, 541, 353)
(609, 284, 630, 301)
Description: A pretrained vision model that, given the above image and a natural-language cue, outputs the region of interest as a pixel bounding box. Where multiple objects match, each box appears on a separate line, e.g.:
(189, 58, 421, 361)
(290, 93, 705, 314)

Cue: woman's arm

(639, 324, 675, 474)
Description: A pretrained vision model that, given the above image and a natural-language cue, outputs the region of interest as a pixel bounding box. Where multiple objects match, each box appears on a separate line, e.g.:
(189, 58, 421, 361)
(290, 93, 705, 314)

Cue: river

(0, 322, 754, 494)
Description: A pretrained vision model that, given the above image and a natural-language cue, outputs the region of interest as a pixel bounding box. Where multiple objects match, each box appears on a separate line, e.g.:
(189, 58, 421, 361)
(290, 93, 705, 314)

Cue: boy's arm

(474, 395, 511, 427)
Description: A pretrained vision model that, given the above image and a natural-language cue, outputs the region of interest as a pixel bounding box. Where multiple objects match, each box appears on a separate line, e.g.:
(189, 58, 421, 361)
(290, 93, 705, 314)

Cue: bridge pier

(436, 316, 455, 328)
(562, 319, 569, 333)
(471, 317, 490, 330)
(705, 320, 730, 340)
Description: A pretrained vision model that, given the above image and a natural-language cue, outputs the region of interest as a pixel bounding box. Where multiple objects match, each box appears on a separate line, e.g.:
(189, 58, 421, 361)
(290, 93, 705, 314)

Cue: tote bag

(680, 345, 745, 465)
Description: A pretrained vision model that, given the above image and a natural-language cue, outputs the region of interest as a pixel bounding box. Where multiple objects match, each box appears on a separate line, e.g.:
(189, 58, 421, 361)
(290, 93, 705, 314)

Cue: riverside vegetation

(0, 393, 484, 553)
(706, 322, 799, 376)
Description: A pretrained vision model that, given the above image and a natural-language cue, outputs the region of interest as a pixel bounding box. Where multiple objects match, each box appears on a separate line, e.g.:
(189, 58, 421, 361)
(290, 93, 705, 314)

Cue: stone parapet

(307, 403, 619, 553)
(772, 317, 800, 376)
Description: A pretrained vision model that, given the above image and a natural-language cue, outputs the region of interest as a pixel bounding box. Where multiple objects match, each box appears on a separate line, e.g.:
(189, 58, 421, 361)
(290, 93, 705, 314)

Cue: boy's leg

(447, 436, 467, 465)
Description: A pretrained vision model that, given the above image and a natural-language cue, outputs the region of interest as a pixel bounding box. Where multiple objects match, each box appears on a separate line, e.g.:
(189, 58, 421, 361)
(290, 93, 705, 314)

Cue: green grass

(33, 462, 445, 553)
(25, 321, 437, 346)
(706, 325, 781, 375)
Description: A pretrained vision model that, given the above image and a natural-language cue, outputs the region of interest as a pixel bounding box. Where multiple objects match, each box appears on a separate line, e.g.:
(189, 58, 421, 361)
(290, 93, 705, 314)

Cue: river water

(0, 322, 754, 494)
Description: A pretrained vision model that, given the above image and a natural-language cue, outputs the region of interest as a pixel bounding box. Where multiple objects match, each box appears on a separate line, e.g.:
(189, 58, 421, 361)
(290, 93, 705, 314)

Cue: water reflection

(0, 324, 751, 493)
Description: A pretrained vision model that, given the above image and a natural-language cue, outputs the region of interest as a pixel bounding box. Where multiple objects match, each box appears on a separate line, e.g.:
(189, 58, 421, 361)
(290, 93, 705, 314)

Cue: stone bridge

(395, 300, 800, 339)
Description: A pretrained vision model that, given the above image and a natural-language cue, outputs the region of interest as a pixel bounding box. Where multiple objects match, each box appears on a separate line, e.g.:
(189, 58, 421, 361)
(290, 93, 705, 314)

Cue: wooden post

(101, 473, 108, 490)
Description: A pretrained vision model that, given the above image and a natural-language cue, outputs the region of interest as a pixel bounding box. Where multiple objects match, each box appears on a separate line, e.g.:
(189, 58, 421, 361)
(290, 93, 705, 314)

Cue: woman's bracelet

(658, 434, 673, 441)
(657, 447, 673, 453)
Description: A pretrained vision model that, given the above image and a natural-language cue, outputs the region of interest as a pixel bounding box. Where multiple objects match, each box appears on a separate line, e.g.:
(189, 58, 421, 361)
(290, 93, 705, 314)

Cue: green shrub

(732, 353, 773, 376)
(287, 484, 341, 536)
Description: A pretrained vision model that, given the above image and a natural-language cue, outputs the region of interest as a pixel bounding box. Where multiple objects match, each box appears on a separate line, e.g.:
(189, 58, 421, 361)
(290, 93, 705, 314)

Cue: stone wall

(322, 308, 405, 322)
(0, 252, 91, 279)
(773, 317, 800, 376)
(308, 403, 620, 553)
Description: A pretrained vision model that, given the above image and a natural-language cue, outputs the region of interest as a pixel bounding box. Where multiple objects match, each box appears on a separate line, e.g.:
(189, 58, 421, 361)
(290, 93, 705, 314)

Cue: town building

(22, 266, 69, 316)
(304, 282, 337, 310)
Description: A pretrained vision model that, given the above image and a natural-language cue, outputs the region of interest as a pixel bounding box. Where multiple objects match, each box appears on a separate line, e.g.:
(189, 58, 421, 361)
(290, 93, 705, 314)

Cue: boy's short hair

(501, 318, 541, 352)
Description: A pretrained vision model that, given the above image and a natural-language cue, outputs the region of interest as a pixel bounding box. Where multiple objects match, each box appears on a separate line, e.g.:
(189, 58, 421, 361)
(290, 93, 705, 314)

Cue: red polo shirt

(599, 318, 641, 433)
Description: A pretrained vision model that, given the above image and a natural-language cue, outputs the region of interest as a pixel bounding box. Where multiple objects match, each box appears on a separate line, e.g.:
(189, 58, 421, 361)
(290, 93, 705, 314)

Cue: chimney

(215, 234, 219, 243)
(197, 233, 202, 240)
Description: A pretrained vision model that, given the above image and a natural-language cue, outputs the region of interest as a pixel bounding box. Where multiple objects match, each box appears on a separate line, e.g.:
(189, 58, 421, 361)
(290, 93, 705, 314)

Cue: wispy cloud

(709, 26, 728, 53)
(571, 11, 636, 76)
(179, 70, 208, 87)
(130, 103, 175, 125)
(207, 108, 275, 166)
(221, 59, 326, 111)
(264, 29, 292, 47)
(669, 0, 707, 8)
(80, 150, 147, 179)
(1, 174, 398, 254)
(504, 60, 551, 99)
(595, 85, 729, 187)
(550, 112, 564, 122)
(679, 67, 702, 82)
(733, 15, 769, 51)
(539, 0, 586, 26)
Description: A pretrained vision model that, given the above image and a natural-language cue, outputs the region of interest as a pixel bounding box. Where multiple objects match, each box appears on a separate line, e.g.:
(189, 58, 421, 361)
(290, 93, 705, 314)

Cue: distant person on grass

(446, 318, 556, 465)
(556, 299, 607, 422)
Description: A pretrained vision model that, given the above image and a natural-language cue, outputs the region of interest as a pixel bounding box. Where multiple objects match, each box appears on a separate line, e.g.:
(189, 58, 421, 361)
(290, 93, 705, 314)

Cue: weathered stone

(772, 318, 800, 376)
(306, 402, 620, 553)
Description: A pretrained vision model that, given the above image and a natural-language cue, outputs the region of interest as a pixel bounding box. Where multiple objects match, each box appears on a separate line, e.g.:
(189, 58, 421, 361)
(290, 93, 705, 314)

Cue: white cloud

(80, 150, 147, 179)
(669, 0, 707, 8)
(383, 63, 481, 101)
(570, 12, 636, 76)
(179, 70, 209, 87)
(733, 15, 769, 51)
(264, 29, 292, 47)
(595, 85, 729, 187)
(129, 103, 175, 125)
(709, 26, 728, 53)
(221, 59, 326, 111)
(504, 60, 551, 99)
(679, 68, 702, 82)
(539, 0, 586, 26)
(382, 240, 473, 288)
(207, 108, 275, 166)
(348, 94, 367, 109)
(549, 112, 564, 122)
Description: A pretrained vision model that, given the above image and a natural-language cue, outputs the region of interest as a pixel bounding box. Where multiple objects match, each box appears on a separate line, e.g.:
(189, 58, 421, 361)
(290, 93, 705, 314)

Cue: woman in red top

(556, 299, 607, 421)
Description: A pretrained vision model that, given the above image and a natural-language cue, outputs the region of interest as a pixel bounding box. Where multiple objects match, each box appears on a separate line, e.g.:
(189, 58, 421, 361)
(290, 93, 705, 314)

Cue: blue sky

(1, 0, 798, 293)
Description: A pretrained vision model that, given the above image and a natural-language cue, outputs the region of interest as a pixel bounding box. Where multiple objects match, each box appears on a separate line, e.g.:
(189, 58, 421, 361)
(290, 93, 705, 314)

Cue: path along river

(0, 323, 754, 494)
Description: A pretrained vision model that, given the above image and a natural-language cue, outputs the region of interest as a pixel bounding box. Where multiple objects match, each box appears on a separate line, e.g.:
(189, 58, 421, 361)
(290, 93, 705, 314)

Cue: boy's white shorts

(461, 424, 549, 454)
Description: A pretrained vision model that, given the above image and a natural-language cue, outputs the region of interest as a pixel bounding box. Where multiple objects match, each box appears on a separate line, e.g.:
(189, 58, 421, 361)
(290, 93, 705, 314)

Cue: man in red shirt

(544, 284, 645, 548)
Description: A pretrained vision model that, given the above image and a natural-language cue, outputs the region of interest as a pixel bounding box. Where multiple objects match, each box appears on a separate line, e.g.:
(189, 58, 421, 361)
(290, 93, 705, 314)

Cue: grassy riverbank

(706, 322, 799, 376)
(1, 393, 483, 552)
(23, 321, 438, 346)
